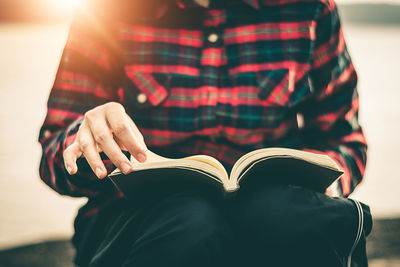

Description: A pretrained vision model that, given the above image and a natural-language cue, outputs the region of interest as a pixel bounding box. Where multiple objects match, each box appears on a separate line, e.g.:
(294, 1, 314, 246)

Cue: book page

(231, 148, 341, 183)
(111, 150, 229, 185)
(183, 155, 228, 179)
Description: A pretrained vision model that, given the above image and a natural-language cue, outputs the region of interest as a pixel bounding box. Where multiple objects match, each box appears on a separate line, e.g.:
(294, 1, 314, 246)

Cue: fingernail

(66, 166, 72, 174)
(95, 167, 104, 178)
(121, 162, 132, 174)
(137, 153, 146, 163)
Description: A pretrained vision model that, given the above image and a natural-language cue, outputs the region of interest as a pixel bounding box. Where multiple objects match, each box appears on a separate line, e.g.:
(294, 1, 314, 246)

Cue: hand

(63, 102, 147, 179)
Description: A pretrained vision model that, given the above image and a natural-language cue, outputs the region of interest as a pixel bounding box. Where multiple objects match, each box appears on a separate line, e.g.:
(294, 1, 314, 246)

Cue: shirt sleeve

(300, 0, 367, 197)
(38, 10, 123, 197)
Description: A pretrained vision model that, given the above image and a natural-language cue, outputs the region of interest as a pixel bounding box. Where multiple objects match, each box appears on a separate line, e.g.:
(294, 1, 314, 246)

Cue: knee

(130, 192, 233, 266)
(138, 191, 232, 257)
(174, 193, 230, 241)
(231, 185, 370, 266)
(233, 185, 324, 243)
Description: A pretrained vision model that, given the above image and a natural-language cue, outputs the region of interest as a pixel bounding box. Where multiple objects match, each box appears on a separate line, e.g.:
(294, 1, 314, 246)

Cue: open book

(108, 148, 343, 198)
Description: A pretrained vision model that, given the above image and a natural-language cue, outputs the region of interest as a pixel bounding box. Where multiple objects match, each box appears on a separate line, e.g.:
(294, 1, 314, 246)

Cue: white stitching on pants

(347, 199, 364, 267)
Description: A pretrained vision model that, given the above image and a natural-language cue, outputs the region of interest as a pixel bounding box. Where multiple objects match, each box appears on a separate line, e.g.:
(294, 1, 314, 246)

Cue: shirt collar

(176, 0, 260, 9)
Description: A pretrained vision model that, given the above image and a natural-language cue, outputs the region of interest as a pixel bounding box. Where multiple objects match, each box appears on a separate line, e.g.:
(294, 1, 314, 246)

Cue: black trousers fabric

(73, 184, 372, 267)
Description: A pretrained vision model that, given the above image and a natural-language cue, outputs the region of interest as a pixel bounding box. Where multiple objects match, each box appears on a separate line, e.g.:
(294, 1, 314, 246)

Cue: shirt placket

(200, 8, 227, 142)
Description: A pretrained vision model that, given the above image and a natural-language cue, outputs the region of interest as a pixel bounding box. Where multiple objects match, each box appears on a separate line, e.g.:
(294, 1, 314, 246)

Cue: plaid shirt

(39, 0, 367, 218)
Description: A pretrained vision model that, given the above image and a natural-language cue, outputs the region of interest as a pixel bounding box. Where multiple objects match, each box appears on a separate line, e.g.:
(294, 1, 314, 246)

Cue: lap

(74, 183, 371, 267)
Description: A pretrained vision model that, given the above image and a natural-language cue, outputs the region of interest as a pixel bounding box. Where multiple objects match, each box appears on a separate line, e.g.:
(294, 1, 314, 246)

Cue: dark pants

(73, 184, 372, 267)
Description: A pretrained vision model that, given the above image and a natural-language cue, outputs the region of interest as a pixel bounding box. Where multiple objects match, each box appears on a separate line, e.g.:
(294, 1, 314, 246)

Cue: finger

(106, 111, 147, 163)
(114, 135, 128, 151)
(63, 142, 82, 175)
(89, 117, 133, 174)
(78, 126, 108, 179)
(129, 118, 147, 149)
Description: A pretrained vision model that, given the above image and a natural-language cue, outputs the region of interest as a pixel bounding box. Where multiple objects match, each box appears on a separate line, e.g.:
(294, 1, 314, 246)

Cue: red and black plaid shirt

(39, 0, 367, 218)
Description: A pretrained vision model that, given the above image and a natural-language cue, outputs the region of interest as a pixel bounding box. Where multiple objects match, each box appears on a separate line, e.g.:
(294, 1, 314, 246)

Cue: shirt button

(208, 33, 218, 43)
(137, 93, 147, 104)
(43, 130, 51, 138)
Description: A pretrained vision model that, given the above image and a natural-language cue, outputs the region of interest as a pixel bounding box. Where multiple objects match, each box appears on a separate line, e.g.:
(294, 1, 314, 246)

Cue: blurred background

(0, 0, 399, 265)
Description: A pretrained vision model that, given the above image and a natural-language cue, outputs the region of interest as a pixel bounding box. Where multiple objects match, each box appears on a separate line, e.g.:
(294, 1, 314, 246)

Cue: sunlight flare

(52, 0, 83, 12)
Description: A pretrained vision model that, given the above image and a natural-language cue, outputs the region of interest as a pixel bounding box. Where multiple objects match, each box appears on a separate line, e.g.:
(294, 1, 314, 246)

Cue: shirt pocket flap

(121, 70, 171, 108)
(257, 68, 312, 107)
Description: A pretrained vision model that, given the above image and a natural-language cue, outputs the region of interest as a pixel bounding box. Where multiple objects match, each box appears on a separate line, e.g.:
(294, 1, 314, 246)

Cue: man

(39, 0, 372, 266)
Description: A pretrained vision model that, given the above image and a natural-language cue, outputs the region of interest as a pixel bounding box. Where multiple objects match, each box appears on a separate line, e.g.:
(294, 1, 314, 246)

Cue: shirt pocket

(120, 69, 172, 109)
(116, 23, 203, 109)
(256, 67, 313, 108)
